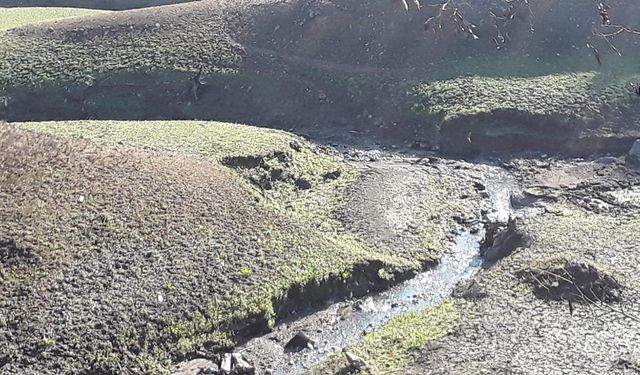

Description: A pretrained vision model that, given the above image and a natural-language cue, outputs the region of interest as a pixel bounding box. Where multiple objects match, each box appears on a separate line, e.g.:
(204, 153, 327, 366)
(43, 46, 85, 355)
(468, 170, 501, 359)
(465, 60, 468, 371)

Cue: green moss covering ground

(0, 7, 108, 30)
(309, 300, 460, 374)
(0, 3, 243, 87)
(19, 120, 302, 159)
(409, 72, 599, 120)
(408, 72, 640, 128)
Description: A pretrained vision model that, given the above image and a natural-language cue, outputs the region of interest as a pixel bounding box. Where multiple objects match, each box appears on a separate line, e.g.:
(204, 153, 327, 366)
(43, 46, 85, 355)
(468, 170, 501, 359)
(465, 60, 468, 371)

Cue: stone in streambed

(220, 353, 232, 374)
(626, 139, 640, 169)
(171, 358, 216, 375)
(285, 331, 315, 352)
(231, 353, 255, 375)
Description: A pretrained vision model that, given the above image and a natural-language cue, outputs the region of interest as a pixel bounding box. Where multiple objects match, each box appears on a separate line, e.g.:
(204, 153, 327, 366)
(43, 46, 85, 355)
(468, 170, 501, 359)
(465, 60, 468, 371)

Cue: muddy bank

(410, 157, 640, 375)
(438, 109, 639, 157)
(172, 155, 530, 374)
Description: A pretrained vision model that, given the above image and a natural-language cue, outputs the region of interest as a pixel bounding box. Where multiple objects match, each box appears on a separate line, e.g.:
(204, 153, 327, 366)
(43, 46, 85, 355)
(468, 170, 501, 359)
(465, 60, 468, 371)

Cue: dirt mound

(518, 260, 622, 304)
(480, 218, 529, 264)
(0, 123, 281, 373)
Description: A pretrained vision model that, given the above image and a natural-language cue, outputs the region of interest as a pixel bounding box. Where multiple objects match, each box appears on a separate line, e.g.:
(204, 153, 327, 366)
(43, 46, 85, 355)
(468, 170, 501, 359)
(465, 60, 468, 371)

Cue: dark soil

(519, 260, 623, 304)
(480, 218, 530, 264)
(0, 239, 41, 267)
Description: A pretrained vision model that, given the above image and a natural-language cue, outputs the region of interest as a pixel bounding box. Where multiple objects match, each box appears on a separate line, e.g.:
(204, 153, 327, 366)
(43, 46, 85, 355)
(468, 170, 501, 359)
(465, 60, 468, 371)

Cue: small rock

(343, 350, 374, 373)
(289, 140, 303, 152)
(337, 305, 353, 319)
(231, 353, 254, 375)
(473, 181, 486, 191)
(220, 353, 232, 374)
(322, 170, 341, 181)
(352, 299, 365, 311)
(200, 364, 220, 374)
(285, 332, 315, 352)
(294, 178, 312, 190)
(77, 195, 85, 203)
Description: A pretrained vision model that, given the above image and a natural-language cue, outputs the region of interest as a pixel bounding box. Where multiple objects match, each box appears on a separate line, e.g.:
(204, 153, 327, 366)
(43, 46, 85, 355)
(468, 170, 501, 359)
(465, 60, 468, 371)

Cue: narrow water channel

(240, 164, 521, 374)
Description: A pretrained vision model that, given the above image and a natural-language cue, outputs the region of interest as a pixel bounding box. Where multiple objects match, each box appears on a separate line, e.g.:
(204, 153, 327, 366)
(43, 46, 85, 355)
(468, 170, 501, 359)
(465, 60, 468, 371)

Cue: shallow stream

(239, 164, 521, 374)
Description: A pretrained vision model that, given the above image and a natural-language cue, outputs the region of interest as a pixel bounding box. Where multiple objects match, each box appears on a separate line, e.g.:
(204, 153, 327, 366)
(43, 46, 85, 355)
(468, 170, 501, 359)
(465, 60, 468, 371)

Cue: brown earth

(0, 122, 280, 373)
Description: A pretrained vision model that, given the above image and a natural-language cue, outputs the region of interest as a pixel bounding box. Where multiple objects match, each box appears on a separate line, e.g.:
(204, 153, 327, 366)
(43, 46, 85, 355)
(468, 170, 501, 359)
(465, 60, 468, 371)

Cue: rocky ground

(408, 154, 640, 375)
(2, 127, 639, 375)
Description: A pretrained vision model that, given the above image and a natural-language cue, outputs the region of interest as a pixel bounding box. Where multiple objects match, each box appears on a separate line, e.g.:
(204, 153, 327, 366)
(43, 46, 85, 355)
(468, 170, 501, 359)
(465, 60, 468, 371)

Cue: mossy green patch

(409, 72, 600, 121)
(354, 299, 459, 373)
(0, 7, 108, 30)
(18, 120, 299, 159)
(0, 4, 243, 87)
(309, 299, 460, 374)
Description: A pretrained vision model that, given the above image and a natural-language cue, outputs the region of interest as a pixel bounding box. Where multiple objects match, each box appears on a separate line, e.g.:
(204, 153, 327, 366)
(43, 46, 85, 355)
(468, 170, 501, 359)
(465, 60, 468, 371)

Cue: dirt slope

(0, 122, 281, 373)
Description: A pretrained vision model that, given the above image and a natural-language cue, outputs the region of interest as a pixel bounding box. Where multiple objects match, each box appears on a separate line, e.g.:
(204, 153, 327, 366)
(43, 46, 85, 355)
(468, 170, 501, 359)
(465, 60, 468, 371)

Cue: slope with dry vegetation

(1, 118, 477, 373)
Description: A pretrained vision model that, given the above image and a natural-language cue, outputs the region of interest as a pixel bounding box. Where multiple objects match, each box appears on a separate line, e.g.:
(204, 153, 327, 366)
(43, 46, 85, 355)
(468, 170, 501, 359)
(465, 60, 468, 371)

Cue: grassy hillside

(2, 120, 459, 373)
(0, 7, 108, 30)
(0, 0, 638, 151)
(1, 0, 193, 10)
(0, 2, 242, 87)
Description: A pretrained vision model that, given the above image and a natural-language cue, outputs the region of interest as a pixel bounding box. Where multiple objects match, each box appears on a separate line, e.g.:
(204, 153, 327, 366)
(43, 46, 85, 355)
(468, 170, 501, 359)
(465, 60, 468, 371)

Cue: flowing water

(239, 164, 522, 374)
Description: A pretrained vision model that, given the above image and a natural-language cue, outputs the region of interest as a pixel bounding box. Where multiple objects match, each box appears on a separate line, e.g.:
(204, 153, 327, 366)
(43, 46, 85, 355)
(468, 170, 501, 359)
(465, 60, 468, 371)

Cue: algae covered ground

(0, 7, 108, 30)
